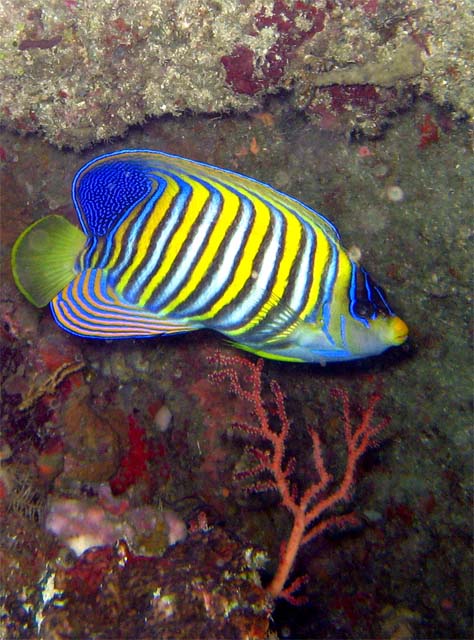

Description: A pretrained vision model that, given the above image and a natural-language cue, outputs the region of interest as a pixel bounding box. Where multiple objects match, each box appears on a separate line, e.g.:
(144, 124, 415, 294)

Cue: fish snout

(390, 316, 409, 345)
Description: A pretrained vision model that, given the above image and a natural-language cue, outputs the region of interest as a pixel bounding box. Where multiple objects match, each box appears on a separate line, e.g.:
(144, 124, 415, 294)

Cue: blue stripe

(313, 346, 350, 360)
(82, 236, 98, 269)
(318, 240, 339, 345)
(340, 313, 348, 350)
(362, 269, 376, 318)
(349, 266, 370, 328)
(306, 236, 338, 327)
(374, 283, 394, 316)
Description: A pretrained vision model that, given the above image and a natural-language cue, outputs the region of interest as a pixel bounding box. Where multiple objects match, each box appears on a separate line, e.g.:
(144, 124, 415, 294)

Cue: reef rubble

(0, 0, 472, 149)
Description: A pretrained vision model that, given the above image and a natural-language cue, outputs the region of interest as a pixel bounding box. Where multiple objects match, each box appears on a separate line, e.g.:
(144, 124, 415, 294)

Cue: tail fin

(11, 215, 86, 307)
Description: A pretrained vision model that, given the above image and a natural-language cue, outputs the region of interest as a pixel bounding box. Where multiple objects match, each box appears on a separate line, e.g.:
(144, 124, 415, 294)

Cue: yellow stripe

(116, 175, 179, 293)
(227, 207, 302, 336)
(106, 202, 141, 271)
(176, 158, 340, 242)
(85, 237, 103, 269)
(204, 169, 343, 327)
(106, 175, 171, 273)
(328, 249, 351, 334)
(138, 175, 209, 305)
(299, 227, 332, 321)
(193, 189, 271, 321)
(161, 179, 241, 315)
(253, 185, 336, 324)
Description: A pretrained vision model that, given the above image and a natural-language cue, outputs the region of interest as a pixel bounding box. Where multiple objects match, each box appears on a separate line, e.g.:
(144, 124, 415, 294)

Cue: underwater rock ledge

(0, 0, 472, 149)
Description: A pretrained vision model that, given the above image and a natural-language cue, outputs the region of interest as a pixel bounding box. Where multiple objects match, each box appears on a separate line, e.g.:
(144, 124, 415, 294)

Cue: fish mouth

(391, 317, 409, 344)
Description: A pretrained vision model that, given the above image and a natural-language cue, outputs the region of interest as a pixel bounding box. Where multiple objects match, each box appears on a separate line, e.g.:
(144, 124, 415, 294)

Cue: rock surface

(0, 0, 472, 149)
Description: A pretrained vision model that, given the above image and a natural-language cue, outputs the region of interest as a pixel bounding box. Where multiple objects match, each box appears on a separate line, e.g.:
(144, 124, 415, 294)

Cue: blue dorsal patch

(72, 157, 152, 236)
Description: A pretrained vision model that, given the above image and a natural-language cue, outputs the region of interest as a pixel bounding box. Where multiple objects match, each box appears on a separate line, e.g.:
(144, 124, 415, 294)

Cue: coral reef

(109, 414, 154, 495)
(210, 353, 389, 602)
(0, 0, 472, 148)
(38, 531, 271, 639)
(59, 387, 121, 485)
(45, 490, 186, 556)
(0, 99, 472, 638)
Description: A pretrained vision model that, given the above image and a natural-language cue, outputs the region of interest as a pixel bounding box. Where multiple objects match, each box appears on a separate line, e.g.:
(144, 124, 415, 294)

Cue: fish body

(11, 149, 408, 363)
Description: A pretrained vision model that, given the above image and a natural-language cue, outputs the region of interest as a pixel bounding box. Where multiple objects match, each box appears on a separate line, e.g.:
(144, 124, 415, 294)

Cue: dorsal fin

(72, 150, 341, 243)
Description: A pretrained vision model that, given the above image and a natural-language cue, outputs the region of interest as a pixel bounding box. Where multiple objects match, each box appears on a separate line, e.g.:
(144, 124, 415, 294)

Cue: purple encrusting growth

(221, 1, 325, 95)
(45, 488, 187, 556)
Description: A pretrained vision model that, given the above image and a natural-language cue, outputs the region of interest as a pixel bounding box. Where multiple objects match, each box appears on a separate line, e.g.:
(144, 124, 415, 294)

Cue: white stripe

(180, 197, 254, 316)
(154, 188, 221, 307)
(215, 205, 283, 329)
(123, 175, 191, 300)
(285, 219, 313, 313)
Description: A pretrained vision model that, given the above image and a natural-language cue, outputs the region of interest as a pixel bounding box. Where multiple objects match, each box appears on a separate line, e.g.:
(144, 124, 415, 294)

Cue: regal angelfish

(11, 149, 408, 364)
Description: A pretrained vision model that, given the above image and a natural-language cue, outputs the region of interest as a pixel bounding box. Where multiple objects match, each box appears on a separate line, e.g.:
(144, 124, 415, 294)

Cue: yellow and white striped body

(37, 150, 408, 363)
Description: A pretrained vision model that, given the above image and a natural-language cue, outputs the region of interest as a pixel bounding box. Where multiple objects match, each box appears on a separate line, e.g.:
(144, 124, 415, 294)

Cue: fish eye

(352, 301, 375, 319)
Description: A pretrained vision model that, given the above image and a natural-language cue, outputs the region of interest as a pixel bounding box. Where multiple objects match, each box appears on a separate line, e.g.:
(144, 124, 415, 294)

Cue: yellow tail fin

(11, 215, 86, 307)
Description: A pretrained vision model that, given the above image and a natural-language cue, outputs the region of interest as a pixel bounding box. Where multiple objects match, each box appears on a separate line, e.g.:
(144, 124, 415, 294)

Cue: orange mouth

(392, 317, 409, 344)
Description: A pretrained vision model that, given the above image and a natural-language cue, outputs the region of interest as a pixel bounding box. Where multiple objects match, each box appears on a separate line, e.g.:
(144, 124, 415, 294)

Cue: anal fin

(51, 268, 192, 339)
(227, 339, 304, 363)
